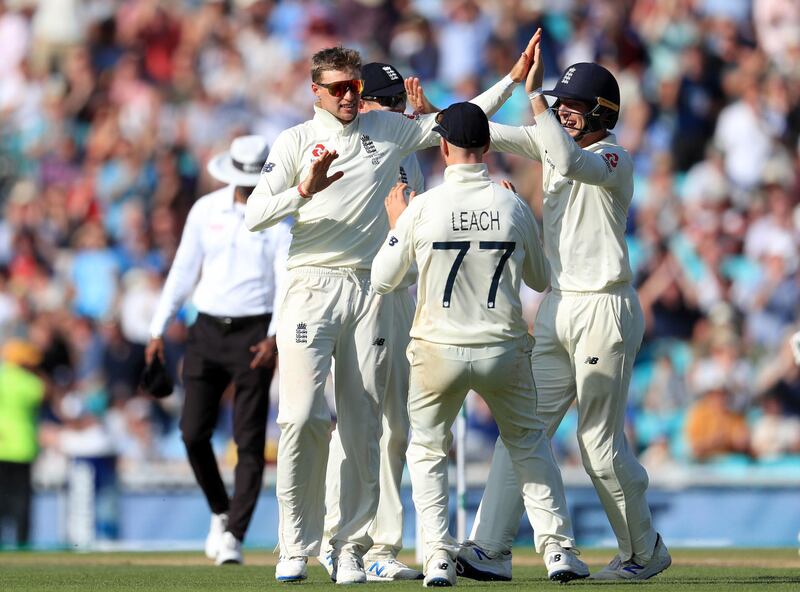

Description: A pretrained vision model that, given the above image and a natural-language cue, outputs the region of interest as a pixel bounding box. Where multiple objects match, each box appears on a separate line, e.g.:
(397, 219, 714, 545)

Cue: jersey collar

(443, 163, 491, 185)
(312, 105, 360, 136)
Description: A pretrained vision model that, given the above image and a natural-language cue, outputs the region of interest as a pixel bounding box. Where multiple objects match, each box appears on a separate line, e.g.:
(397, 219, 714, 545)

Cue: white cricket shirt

(244, 76, 518, 270)
(489, 109, 634, 292)
(372, 163, 549, 346)
(149, 185, 291, 338)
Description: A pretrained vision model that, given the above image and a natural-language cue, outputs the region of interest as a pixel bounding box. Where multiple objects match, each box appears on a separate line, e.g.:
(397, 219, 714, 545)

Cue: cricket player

(372, 101, 590, 587)
(320, 61, 425, 582)
(245, 42, 537, 584)
(455, 41, 672, 581)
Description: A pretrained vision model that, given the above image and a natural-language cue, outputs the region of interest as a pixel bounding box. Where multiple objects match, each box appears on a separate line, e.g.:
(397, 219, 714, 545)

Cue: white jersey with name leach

(243, 76, 518, 270)
(372, 163, 549, 346)
(488, 109, 634, 292)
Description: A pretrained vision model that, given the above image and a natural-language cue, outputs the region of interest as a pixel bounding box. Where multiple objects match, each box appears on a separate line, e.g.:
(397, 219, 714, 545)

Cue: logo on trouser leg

(296, 323, 308, 343)
(372, 337, 385, 346)
(584, 356, 599, 365)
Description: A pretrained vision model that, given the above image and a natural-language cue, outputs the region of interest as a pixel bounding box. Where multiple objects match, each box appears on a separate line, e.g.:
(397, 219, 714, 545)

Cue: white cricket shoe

(276, 556, 308, 582)
(365, 558, 423, 581)
(424, 550, 456, 587)
(204, 513, 228, 560)
(317, 550, 336, 581)
(591, 534, 671, 580)
(336, 551, 367, 585)
(215, 531, 243, 565)
(455, 541, 512, 581)
(544, 543, 589, 582)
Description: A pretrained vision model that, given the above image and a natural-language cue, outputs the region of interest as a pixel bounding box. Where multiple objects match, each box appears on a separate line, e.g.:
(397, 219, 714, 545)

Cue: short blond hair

(311, 46, 361, 83)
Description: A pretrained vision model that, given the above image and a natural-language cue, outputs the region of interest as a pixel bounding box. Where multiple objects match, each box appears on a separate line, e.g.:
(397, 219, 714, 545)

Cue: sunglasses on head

(362, 92, 407, 110)
(316, 79, 364, 98)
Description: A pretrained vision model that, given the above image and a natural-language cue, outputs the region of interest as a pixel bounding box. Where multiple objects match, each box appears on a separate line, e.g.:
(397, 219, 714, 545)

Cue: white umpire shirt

(149, 185, 291, 338)
(371, 163, 549, 346)
(244, 76, 519, 269)
(488, 109, 634, 293)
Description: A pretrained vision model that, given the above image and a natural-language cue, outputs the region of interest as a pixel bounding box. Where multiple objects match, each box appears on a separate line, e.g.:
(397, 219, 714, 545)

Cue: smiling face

(556, 98, 591, 138)
(313, 68, 361, 123)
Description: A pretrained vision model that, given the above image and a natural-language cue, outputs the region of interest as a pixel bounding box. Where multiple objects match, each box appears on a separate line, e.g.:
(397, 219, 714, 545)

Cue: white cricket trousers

(406, 336, 575, 561)
(275, 266, 393, 558)
(324, 289, 414, 559)
(470, 284, 657, 562)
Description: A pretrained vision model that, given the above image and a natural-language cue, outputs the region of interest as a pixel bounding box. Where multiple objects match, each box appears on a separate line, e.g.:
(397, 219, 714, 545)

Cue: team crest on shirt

(296, 322, 308, 343)
(360, 134, 382, 166)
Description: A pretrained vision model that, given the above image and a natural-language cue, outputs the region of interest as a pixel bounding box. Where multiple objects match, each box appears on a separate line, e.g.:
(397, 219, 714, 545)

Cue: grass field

(2, 548, 799, 591)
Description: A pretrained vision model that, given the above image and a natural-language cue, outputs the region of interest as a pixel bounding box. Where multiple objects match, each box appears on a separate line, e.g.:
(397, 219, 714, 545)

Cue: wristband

(297, 184, 313, 199)
(527, 87, 544, 100)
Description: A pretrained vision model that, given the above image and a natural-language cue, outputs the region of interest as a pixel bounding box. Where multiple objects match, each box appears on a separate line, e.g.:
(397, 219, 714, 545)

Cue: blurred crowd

(2, 0, 800, 508)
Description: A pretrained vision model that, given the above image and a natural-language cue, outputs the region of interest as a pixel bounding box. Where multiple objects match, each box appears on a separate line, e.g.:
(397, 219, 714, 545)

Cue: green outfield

(1, 548, 798, 591)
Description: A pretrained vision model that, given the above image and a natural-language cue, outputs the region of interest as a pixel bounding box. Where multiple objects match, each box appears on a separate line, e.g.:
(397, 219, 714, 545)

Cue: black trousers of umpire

(0, 460, 33, 546)
(180, 312, 273, 541)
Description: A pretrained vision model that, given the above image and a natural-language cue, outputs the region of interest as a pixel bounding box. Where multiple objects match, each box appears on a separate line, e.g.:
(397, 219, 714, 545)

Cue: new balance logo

(549, 553, 562, 564)
(622, 562, 644, 575)
(584, 356, 599, 365)
(388, 236, 398, 246)
(368, 563, 386, 577)
(372, 338, 385, 346)
(473, 548, 491, 561)
(296, 322, 308, 343)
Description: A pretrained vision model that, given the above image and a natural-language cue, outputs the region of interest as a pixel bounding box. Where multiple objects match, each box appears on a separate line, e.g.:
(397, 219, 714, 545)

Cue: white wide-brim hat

(207, 135, 269, 187)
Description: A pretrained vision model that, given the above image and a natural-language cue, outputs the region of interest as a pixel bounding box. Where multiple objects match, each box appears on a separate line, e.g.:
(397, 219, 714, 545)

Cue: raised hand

(299, 149, 344, 197)
(525, 28, 544, 93)
(385, 182, 415, 229)
(509, 28, 541, 83)
(405, 77, 439, 115)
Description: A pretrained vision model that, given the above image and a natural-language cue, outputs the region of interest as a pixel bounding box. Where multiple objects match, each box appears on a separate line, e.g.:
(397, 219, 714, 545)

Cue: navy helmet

(543, 62, 620, 131)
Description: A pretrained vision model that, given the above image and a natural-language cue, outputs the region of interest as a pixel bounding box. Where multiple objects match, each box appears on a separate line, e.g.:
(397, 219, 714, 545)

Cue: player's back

(407, 163, 548, 346)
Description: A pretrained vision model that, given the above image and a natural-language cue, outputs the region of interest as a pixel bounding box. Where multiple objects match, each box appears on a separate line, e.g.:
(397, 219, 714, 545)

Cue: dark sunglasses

(362, 92, 407, 110)
(316, 79, 364, 98)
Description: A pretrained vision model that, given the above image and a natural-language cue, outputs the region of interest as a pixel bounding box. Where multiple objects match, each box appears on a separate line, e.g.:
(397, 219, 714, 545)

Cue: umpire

(146, 135, 291, 565)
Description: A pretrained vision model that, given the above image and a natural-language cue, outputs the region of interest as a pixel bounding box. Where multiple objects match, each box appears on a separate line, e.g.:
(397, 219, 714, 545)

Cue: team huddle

(152, 29, 672, 586)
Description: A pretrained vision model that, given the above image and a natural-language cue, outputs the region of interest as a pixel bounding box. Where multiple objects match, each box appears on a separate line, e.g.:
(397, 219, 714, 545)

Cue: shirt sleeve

(534, 108, 630, 187)
(149, 202, 205, 338)
(519, 201, 550, 292)
(488, 122, 542, 161)
(245, 129, 308, 231)
(267, 219, 292, 336)
(392, 76, 519, 156)
(371, 201, 418, 294)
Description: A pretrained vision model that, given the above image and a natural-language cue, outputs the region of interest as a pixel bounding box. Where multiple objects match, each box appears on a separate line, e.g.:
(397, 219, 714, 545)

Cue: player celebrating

(372, 101, 590, 587)
(245, 41, 537, 584)
(320, 61, 425, 582)
(456, 37, 672, 582)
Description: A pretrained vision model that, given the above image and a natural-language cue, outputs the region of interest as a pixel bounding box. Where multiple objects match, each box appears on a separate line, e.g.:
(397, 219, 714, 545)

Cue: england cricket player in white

(244, 43, 538, 584)
(321, 62, 426, 583)
(372, 101, 590, 587)
(456, 35, 672, 582)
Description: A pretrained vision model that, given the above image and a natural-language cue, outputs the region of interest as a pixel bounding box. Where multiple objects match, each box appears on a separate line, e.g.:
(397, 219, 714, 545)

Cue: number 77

(432, 241, 516, 309)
